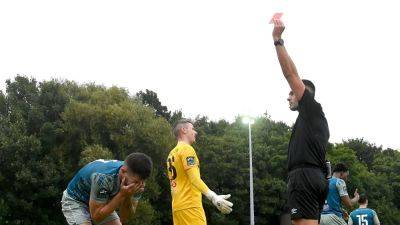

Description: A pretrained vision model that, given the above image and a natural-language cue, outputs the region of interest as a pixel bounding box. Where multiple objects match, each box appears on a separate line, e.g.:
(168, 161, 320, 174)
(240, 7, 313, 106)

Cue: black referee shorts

(287, 167, 329, 221)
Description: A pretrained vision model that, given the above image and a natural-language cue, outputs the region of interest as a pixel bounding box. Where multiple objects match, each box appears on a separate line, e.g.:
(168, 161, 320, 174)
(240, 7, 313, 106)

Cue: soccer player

(61, 152, 153, 225)
(320, 163, 360, 225)
(167, 119, 233, 225)
(272, 19, 330, 225)
(348, 194, 380, 225)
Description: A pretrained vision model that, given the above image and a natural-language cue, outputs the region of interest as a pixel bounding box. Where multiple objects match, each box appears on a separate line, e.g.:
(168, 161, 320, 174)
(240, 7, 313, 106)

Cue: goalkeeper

(167, 119, 233, 225)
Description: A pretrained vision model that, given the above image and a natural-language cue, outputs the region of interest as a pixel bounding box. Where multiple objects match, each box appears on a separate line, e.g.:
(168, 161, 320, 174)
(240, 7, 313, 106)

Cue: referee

(272, 19, 330, 225)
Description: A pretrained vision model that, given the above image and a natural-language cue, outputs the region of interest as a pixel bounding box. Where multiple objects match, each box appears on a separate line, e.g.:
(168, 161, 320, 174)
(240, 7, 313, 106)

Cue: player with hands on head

(61, 152, 153, 225)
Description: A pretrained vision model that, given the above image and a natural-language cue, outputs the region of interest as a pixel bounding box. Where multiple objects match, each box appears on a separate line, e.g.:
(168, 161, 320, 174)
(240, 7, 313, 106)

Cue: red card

(269, 13, 283, 24)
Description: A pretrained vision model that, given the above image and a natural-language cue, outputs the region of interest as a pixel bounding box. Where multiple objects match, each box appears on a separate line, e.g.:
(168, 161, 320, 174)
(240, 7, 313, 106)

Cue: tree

(79, 144, 114, 167)
(342, 138, 382, 169)
(1, 76, 399, 225)
(136, 89, 171, 121)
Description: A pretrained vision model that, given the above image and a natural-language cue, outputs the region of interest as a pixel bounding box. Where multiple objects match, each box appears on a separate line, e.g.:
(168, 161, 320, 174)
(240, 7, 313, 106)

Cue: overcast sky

(1, 0, 399, 149)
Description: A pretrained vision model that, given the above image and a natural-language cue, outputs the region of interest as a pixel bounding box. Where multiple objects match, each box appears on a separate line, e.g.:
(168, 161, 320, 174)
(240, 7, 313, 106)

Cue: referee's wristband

(274, 38, 284, 46)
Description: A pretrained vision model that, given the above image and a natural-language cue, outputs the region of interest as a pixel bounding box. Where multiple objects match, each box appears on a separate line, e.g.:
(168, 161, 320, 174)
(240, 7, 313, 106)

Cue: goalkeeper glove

(205, 190, 233, 214)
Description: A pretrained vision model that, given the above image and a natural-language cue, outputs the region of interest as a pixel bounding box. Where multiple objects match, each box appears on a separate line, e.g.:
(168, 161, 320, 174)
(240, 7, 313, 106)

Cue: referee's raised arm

(272, 19, 305, 101)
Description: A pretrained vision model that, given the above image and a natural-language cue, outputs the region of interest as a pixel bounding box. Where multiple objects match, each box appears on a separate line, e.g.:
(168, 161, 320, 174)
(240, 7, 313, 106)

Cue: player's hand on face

(135, 181, 145, 194)
(119, 177, 143, 198)
(272, 19, 285, 41)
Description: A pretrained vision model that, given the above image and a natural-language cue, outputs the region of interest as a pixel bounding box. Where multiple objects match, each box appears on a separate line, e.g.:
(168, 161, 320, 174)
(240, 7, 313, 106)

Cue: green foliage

(79, 144, 114, 167)
(124, 200, 157, 225)
(0, 75, 398, 225)
(193, 116, 290, 225)
(342, 138, 382, 169)
(136, 89, 171, 121)
(327, 144, 400, 224)
(0, 76, 174, 225)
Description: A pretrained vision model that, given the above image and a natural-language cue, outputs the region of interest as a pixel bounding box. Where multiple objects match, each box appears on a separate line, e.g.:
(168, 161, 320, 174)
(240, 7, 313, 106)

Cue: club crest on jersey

(186, 156, 196, 166)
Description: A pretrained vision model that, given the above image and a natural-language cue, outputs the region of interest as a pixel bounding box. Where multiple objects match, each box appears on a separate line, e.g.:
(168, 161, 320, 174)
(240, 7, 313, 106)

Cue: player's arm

(373, 210, 381, 225)
(119, 198, 139, 224)
(119, 181, 146, 223)
(341, 196, 353, 209)
(272, 19, 305, 101)
(119, 182, 144, 223)
(89, 194, 124, 222)
(180, 147, 209, 194)
(185, 167, 233, 214)
(341, 188, 359, 209)
(181, 146, 233, 214)
(89, 176, 141, 223)
(186, 167, 210, 194)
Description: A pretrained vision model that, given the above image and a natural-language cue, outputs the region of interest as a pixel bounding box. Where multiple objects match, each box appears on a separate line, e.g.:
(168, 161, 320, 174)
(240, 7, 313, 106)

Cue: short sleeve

(336, 179, 349, 197)
(180, 145, 199, 171)
(298, 89, 321, 120)
(347, 215, 353, 225)
(373, 210, 380, 224)
(90, 173, 112, 203)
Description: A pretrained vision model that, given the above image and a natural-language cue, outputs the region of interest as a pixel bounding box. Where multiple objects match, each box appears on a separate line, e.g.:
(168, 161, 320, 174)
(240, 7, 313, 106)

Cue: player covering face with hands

(118, 166, 145, 199)
(61, 152, 153, 225)
(167, 119, 233, 225)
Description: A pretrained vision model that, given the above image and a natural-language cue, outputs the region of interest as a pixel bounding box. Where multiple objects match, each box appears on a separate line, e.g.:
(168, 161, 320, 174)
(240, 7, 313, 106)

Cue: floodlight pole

(247, 122, 255, 225)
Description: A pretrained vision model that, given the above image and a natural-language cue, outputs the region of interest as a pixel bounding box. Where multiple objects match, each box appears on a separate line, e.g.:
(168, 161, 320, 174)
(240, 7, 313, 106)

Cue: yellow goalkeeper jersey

(167, 143, 204, 211)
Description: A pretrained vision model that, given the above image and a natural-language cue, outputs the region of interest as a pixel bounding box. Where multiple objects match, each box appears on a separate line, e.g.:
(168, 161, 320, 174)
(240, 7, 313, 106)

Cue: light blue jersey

(321, 177, 348, 217)
(66, 159, 123, 204)
(349, 208, 380, 225)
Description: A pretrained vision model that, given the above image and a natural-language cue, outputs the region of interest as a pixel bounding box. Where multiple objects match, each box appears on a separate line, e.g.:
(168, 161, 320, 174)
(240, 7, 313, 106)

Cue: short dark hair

(302, 79, 315, 97)
(358, 194, 368, 204)
(333, 163, 349, 173)
(124, 152, 153, 180)
(173, 118, 193, 139)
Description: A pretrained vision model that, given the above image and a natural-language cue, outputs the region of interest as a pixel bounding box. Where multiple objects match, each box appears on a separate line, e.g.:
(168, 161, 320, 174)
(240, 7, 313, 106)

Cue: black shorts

(287, 167, 328, 220)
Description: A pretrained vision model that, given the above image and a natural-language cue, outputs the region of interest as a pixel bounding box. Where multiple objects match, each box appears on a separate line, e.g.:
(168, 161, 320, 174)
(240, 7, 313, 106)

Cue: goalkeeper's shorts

(173, 207, 206, 225)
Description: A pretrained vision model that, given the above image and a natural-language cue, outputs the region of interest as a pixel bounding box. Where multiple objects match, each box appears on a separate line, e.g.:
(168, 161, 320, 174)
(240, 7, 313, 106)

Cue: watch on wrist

(274, 39, 284, 46)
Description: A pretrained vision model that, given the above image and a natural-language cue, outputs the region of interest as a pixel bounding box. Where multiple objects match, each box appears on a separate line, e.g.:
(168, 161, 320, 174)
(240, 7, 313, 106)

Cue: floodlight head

(242, 117, 254, 125)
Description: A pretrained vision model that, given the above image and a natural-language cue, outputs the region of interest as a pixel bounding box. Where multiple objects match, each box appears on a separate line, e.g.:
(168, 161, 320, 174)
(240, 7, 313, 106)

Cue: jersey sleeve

(347, 216, 353, 225)
(179, 145, 209, 193)
(186, 166, 210, 194)
(180, 145, 199, 171)
(90, 173, 112, 203)
(372, 210, 380, 225)
(298, 89, 322, 120)
(336, 179, 349, 197)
